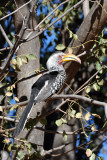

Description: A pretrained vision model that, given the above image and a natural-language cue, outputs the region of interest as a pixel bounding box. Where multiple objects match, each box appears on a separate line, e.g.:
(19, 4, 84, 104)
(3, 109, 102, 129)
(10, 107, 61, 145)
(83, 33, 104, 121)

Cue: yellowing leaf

(12, 59, 17, 65)
(90, 153, 96, 160)
(17, 151, 25, 159)
(6, 92, 13, 97)
(92, 113, 101, 119)
(86, 149, 92, 157)
(91, 126, 97, 132)
(56, 44, 65, 50)
(73, 34, 78, 40)
(14, 97, 19, 102)
(85, 112, 91, 121)
(61, 118, 67, 123)
(22, 56, 28, 64)
(3, 138, 11, 144)
(85, 86, 91, 93)
(0, 106, 3, 112)
(55, 119, 63, 126)
(70, 109, 76, 117)
(76, 112, 82, 118)
(17, 57, 23, 67)
(8, 144, 12, 152)
(69, 30, 73, 38)
(11, 84, 15, 89)
(98, 79, 104, 86)
(63, 131, 67, 141)
(9, 84, 15, 91)
(93, 83, 100, 91)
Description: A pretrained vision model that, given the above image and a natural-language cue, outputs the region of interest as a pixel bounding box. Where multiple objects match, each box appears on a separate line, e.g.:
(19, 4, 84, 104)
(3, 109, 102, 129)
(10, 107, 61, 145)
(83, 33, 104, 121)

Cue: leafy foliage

(0, 0, 107, 159)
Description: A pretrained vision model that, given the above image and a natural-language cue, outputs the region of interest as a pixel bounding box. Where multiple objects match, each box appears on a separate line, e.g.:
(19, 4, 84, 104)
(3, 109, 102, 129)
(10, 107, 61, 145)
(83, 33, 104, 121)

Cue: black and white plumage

(13, 52, 81, 137)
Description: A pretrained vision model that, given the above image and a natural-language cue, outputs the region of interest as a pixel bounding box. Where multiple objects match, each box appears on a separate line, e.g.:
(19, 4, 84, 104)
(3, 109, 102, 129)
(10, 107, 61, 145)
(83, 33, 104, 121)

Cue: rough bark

(13, 0, 43, 157)
(44, 1, 107, 159)
(12, 0, 107, 159)
(65, 0, 107, 85)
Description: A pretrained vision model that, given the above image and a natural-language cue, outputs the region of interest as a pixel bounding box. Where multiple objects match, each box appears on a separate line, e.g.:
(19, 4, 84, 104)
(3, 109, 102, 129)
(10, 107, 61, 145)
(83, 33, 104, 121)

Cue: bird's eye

(58, 55, 63, 60)
(58, 55, 63, 65)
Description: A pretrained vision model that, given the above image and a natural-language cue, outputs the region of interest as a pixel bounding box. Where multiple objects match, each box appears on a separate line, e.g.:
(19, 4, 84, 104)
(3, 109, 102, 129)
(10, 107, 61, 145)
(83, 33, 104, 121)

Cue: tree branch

(25, 0, 85, 42)
(25, 0, 71, 40)
(0, 116, 18, 122)
(52, 94, 107, 107)
(0, 1, 37, 79)
(0, 25, 13, 48)
(0, 0, 33, 21)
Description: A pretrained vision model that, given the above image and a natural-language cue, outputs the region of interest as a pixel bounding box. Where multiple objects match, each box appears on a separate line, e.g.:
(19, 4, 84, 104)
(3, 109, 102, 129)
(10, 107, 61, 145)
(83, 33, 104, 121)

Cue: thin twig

(0, 25, 13, 48)
(0, 69, 47, 91)
(25, 0, 70, 40)
(0, 50, 84, 91)
(0, 47, 11, 52)
(0, 116, 18, 122)
(0, 2, 36, 80)
(26, 0, 85, 42)
(0, 0, 33, 21)
(74, 65, 104, 94)
(0, 96, 8, 130)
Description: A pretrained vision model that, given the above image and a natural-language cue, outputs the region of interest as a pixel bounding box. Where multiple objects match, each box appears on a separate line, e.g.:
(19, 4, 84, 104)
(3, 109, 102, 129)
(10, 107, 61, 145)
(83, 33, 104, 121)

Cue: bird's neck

(49, 68, 66, 79)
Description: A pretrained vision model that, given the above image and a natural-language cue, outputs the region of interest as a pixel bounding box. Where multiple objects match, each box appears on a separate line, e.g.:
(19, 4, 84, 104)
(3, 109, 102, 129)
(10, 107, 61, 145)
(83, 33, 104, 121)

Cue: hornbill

(13, 52, 81, 137)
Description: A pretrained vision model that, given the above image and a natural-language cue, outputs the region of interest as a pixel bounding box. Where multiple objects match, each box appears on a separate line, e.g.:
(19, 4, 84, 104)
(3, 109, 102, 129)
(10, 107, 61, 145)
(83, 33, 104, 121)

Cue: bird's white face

(46, 52, 81, 71)
(46, 52, 65, 71)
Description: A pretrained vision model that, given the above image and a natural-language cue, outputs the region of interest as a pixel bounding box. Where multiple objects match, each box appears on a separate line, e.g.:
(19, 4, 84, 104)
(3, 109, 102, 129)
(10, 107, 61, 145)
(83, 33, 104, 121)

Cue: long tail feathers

(13, 95, 34, 137)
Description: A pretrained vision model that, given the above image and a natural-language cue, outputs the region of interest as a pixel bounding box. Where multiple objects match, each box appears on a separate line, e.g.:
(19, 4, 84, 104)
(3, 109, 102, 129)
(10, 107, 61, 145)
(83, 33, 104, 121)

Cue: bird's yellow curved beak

(62, 53, 81, 64)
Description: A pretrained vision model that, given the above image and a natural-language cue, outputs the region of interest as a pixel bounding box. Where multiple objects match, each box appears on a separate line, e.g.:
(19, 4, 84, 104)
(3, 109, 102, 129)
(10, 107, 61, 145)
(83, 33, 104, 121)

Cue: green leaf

(63, 130, 67, 141)
(26, 118, 38, 129)
(61, 118, 67, 123)
(85, 112, 91, 121)
(17, 151, 25, 159)
(45, 18, 50, 24)
(92, 113, 101, 119)
(86, 149, 92, 157)
(69, 30, 73, 38)
(39, 118, 47, 126)
(101, 47, 106, 54)
(6, 92, 13, 97)
(95, 62, 102, 74)
(22, 56, 28, 64)
(17, 57, 23, 67)
(85, 86, 91, 93)
(89, 153, 96, 160)
(26, 143, 32, 154)
(27, 54, 36, 60)
(98, 79, 104, 86)
(76, 112, 82, 118)
(55, 119, 63, 126)
(73, 34, 78, 40)
(0, 10, 3, 17)
(70, 109, 76, 117)
(13, 64, 21, 72)
(93, 83, 100, 91)
(12, 59, 17, 65)
(56, 44, 65, 50)
(0, 106, 3, 112)
(8, 144, 12, 152)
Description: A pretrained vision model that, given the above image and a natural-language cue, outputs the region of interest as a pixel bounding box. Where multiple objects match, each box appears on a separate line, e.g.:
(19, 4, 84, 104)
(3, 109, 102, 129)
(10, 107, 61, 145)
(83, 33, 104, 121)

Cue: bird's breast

(51, 72, 66, 94)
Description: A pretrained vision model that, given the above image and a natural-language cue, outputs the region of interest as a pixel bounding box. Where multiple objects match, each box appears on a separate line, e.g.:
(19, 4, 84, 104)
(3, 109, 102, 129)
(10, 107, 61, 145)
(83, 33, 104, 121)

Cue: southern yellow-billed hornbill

(13, 52, 81, 137)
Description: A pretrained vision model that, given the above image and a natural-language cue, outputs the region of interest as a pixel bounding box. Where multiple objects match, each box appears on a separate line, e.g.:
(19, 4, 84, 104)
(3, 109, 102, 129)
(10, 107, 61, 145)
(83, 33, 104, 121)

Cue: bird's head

(47, 52, 81, 71)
